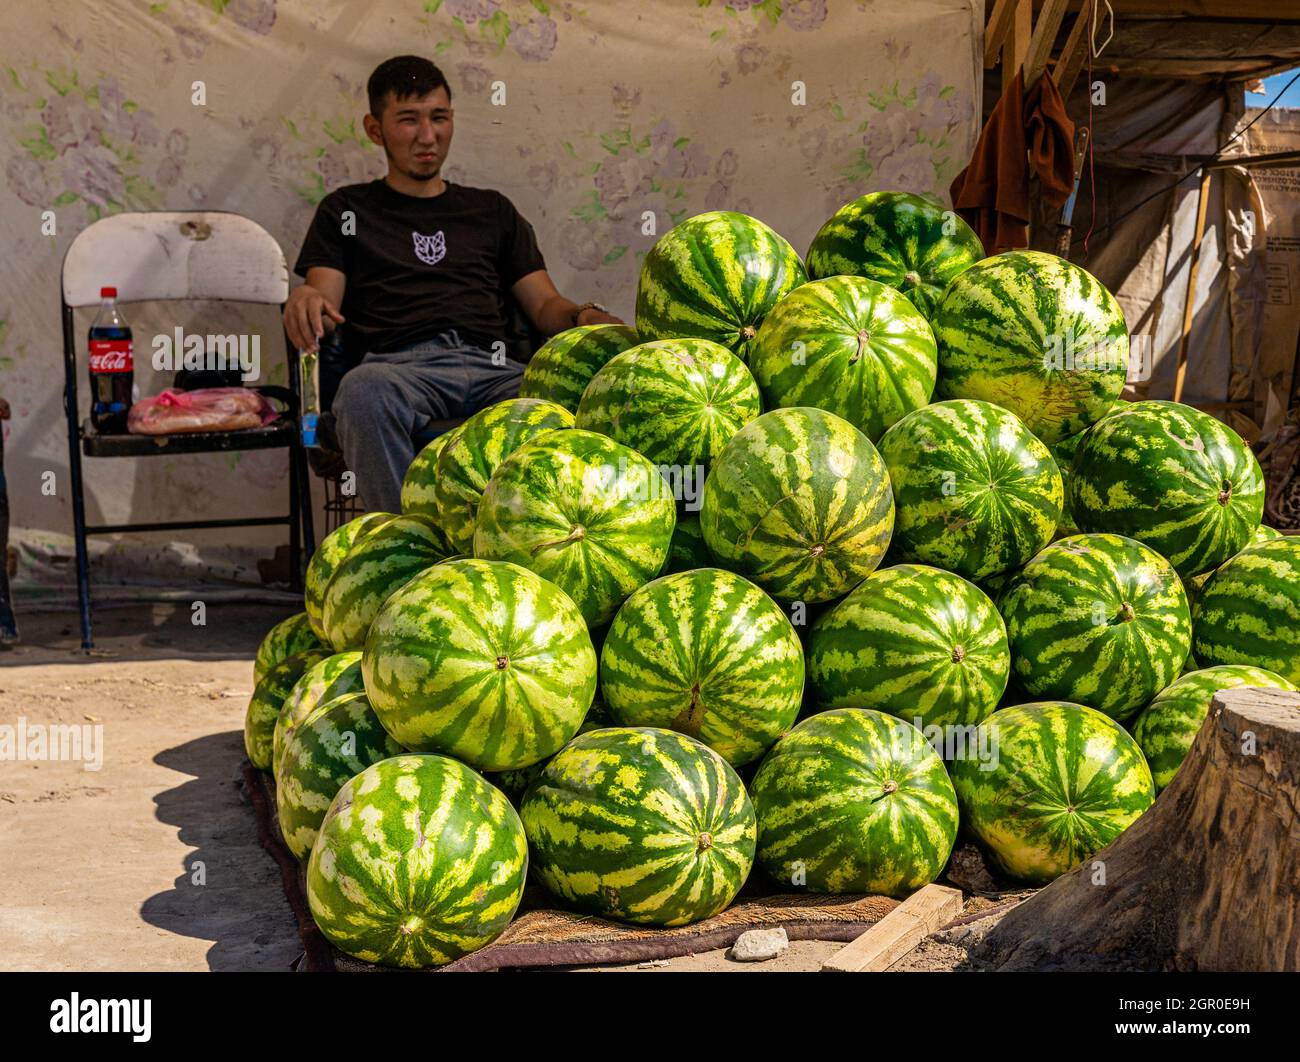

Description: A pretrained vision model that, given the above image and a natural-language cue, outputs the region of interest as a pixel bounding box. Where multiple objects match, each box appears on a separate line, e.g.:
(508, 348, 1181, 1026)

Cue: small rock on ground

(728, 927, 789, 963)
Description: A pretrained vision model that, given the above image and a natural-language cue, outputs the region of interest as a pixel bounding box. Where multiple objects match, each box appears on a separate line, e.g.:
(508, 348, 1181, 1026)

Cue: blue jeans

(332, 330, 526, 513)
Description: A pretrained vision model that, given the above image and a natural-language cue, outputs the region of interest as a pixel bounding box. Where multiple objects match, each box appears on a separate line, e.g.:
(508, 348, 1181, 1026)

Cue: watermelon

(600, 568, 804, 766)
(699, 407, 894, 603)
(933, 251, 1129, 444)
(808, 564, 1009, 729)
(805, 190, 985, 319)
(748, 274, 938, 441)
(488, 700, 612, 806)
(473, 429, 677, 626)
(574, 338, 761, 470)
(1130, 665, 1297, 792)
(949, 701, 1155, 884)
(1185, 523, 1283, 602)
(363, 558, 597, 771)
(999, 534, 1192, 721)
(244, 647, 333, 770)
(307, 753, 527, 967)
(1192, 536, 1300, 685)
(635, 210, 807, 362)
(254, 611, 325, 686)
(433, 397, 574, 552)
(878, 399, 1063, 580)
(303, 513, 393, 642)
(272, 650, 365, 779)
(276, 691, 406, 862)
(518, 323, 642, 412)
(661, 511, 713, 575)
(399, 430, 456, 529)
(749, 708, 959, 896)
(1068, 401, 1265, 577)
(520, 727, 756, 926)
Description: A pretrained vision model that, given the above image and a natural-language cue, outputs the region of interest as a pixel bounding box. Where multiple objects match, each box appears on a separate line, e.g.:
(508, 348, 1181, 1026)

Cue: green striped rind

(1000, 534, 1192, 720)
(520, 727, 756, 926)
(363, 558, 597, 771)
(949, 701, 1154, 884)
(809, 564, 1009, 729)
(518, 324, 642, 412)
(488, 701, 611, 806)
(244, 648, 333, 770)
(399, 431, 456, 528)
(255, 612, 325, 686)
(878, 399, 1063, 580)
(574, 338, 761, 468)
(1047, 400, 1130, 535)
(600, 568, 804, 766)
(699, 407, 895, 603)
(1068, 401, 1265, 577)
(272, 650, 365, 779)
(433, 398, 575, 552)
(1185, 524, 1282, 602)
(635, 210, 808, 362)
(805, 191, 985, 318)
(306, 753, 527, 967)
(1192, 537, 1300, 684)
(304, 513, 393, 642)
(320, 514, 453, 652)
(276, 691, 406, 862)
(1130, 665, 1297, 792)
(473, 429, 677, 627)
(662, 511, 713, 575)
(749, 275, 938, 441)
(749, 708, 959, 896)
(933, 251, 1129, 444)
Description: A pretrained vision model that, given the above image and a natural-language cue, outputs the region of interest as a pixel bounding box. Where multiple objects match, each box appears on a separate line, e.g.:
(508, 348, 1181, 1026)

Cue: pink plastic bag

(127, 388, 279, 435)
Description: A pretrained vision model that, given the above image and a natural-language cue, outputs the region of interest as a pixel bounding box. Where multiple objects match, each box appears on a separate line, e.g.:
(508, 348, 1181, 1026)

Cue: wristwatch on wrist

(570, 301, 607, 327)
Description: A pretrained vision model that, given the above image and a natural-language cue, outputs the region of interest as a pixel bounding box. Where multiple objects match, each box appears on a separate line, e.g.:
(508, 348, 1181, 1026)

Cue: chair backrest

(61, 211, 288, 308)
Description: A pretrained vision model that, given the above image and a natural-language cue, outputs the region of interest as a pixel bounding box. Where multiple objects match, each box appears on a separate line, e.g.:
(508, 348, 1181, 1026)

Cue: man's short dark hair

(367, 56, 451, 117)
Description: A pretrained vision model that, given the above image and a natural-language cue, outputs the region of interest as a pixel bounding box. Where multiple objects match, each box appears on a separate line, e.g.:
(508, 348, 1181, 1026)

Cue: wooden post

(1173, 168, 1213, 404)
(1022, 0, 1070, 92)
(984, 0, 1016, 70)
(1054, 7, 1092, 98)
(1004, 0, 1033, 95)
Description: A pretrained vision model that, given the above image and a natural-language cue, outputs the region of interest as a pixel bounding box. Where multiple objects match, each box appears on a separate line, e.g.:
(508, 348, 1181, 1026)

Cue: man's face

(364, 87, 454, 182)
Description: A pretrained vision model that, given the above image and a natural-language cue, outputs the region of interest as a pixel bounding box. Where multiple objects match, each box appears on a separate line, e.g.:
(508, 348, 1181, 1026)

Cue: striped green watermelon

(574, 338, 761, 470)
(600, 568, 804, 766)
(433, 397, 574, 552)
(1185, 523, 1282, 602)
(518, 324, 641, 412)
(244, 647, 333, 770)
(399, 430, 456, 528)
(805, 191, 985, 319)
(307, 753, 527, 967)
(933, 251, 1129, 444)
(1000, 534, 1192, 721)
(699, 407, 894, 603)
(749, 708, 959, 896)
(319, 514, 453, 652)
(1192, 536, 1300, 684)
(878, 399, 1063, 580)
(1130, 665, 1297, 792)
(254, 611, 325, 687)
(662, 511, 713, 575)
(1068, 401, 1265, 577)
(276, 691, 405, 861)
(520, 727, 756, 926)
(303, 513, 393, 642)
(949, 701, 1155, 884)
(635, 211, 807, 362)
(363, 558, 597, 771)
(748, 274, 938, 441)
(809, 564, 1009, 729)
(473, 429, 677, 627)
(487, 700, 611, 806)
(272, 650, 365, 779)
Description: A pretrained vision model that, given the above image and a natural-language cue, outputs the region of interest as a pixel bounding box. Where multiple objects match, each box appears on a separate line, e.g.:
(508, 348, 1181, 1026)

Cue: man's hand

(575, 307, 624, 327)
(284, 283, 345, 353)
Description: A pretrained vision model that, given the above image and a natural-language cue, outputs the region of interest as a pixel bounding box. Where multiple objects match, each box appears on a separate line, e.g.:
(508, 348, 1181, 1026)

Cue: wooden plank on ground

(821, 884, 964, 973)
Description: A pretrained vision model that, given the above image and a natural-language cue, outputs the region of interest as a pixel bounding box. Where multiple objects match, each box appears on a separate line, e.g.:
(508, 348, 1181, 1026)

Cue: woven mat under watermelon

(241, 760, 900, 972)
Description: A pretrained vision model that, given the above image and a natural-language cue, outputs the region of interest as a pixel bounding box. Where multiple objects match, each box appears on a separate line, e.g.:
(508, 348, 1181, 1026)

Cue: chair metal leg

(66, 412, 93, 650)
(287, 439, 303, 594)
(0, 419, 19, 645)
(296, 438, 316, 559)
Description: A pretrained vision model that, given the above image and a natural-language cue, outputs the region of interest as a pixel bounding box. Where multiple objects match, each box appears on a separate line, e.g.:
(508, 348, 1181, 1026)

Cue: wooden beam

(1054, 6, 1092, 97)
(1005, 0, 1034, 94)
(821, 885, 964, 973)
(1023, 0, 1071, 90)
(985, 0, 1017, 69)
(1173, 168, 1213, 405)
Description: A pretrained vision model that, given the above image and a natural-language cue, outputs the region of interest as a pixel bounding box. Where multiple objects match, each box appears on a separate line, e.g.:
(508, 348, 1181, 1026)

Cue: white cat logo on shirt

(412, 230, 446, 266)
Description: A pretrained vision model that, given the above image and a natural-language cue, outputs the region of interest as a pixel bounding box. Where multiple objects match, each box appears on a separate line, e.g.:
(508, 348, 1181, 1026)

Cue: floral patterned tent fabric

(1, 0, 980, 586)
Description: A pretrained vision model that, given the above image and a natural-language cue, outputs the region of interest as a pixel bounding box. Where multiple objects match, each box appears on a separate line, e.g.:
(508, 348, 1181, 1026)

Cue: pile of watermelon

(246, 191, 1298, 968)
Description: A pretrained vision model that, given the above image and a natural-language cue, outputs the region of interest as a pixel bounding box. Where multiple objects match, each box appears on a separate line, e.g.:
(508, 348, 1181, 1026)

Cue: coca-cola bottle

(88, 286, 134, 434)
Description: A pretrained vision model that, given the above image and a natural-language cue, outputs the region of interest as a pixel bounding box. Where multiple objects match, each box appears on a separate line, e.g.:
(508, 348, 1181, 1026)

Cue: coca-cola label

(90, 340, 133, 373)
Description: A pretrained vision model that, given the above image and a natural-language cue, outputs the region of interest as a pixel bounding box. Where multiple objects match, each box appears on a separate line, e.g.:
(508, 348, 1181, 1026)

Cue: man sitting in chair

(284, 55, 623, 513)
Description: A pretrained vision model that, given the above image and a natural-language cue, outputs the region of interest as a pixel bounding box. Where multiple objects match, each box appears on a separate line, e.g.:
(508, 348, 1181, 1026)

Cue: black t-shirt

(293, 180, 546, 354)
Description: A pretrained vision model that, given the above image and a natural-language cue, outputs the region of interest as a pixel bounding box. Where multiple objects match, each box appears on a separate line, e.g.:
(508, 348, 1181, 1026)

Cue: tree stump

(971, 686, 1300, 971)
